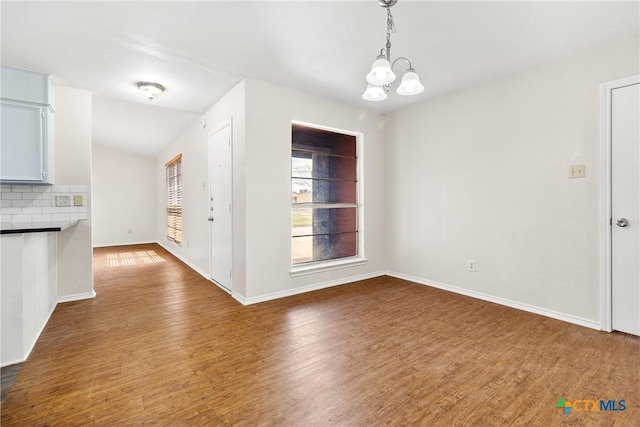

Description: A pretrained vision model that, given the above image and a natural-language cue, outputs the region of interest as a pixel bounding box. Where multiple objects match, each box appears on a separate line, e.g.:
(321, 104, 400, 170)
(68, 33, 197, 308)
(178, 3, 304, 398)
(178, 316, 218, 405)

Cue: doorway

(208, 120, 233, 292)
(600, 75, 640, 335)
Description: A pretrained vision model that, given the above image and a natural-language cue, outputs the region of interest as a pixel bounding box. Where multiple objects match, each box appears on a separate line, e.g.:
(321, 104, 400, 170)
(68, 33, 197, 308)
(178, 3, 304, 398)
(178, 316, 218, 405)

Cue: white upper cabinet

(1, 67, 55, 184)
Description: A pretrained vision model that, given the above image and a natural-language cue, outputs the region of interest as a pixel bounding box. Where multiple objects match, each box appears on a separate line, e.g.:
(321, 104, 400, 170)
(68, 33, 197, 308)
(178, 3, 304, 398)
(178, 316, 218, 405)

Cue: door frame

(208, 117, 233, 293)
(599, 74, 639, 332)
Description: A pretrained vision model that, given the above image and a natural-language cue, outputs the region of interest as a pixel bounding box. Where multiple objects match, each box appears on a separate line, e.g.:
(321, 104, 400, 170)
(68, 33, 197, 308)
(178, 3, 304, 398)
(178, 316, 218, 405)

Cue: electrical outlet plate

(56, 195, 71, 207)
(569, 164, 585, 178)
(468, 259, 476, 272)
(73, 195, 83, 206)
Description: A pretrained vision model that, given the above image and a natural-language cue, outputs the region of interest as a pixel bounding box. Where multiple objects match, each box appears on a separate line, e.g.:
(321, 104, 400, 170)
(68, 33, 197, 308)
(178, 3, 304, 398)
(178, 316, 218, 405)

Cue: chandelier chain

(386, 7, 395, 55)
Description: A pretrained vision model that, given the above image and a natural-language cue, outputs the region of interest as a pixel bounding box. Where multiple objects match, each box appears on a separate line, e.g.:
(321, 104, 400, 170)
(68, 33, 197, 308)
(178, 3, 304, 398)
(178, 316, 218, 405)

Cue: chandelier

(362, 0, 424, 101)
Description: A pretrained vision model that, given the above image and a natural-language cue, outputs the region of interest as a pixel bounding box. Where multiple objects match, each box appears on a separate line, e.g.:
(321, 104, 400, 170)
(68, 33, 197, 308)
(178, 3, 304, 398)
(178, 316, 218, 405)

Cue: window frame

(290, 121, 367, 277)
(165, 153, 183, 245)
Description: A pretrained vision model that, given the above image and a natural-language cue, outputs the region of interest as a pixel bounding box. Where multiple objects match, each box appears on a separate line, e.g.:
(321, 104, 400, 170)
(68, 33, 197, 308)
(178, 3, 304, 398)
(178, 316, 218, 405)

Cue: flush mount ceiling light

(137, 82, 165, 100)
(362, 0, 424, 101)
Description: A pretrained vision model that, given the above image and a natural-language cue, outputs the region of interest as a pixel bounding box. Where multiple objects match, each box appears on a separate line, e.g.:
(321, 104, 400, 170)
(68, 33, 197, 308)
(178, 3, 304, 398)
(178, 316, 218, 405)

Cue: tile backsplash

(0, 184, 88, 223)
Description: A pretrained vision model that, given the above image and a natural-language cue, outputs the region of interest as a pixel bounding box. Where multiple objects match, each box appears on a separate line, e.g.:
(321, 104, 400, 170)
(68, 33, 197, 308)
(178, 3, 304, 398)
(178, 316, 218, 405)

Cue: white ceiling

(2, 1, 638, 156)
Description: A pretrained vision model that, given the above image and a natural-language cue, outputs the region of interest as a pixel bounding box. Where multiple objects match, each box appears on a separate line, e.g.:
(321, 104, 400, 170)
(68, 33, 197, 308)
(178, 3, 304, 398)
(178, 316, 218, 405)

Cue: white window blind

(166, 153, 182, 244)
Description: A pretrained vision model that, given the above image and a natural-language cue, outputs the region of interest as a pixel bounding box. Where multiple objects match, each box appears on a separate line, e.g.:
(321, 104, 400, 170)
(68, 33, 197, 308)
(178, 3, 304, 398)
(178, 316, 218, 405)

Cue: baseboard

(1, 357, 25, 368)
(93, 240, 156, 248)
(156, 240, 210, 281)
(237, 270, 388, 306)
(387, 271, 601, 331)
(57, 290, 96, 303)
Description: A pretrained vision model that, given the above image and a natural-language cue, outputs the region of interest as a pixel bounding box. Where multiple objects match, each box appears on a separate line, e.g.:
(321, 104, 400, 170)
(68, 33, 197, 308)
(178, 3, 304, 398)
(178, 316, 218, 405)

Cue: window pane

(291, 179, 356, 204)
(291, 124, 358, 266)
(292, 232, 357, 264)
(292, 207, 357, 237)
(292, 153, 356, 181)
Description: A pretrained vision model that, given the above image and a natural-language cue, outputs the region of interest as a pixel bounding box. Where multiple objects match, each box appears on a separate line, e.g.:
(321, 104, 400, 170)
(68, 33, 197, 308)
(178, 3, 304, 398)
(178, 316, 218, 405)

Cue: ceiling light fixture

(362, 0, 424, 101)
(137, 82, 165, 100)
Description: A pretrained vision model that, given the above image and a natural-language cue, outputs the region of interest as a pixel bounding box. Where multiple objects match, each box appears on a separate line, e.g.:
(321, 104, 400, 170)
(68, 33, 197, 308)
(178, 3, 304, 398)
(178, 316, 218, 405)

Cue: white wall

(243, 78, 387, 301)
(54, 85, 95, 300)
(386, 36, 640, 326)
(156, 79, 247, 296)
(156, 78, 388, 302)
(92, 144, 156, 246)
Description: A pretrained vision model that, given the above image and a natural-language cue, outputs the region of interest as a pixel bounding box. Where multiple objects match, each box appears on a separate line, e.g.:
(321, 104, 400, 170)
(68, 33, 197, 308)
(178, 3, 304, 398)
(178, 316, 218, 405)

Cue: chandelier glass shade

(362, 0, 424, 101)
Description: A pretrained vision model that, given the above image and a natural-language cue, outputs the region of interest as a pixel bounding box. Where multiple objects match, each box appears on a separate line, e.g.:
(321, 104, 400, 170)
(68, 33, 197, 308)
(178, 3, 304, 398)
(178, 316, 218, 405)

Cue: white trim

(57, 291, 96, 303)
(387, 271, 601, 331)
(599, 74, 640, 332)
(92, 240, 155, 248)
(290, 256, 368, 277)
(156, 239, 210, 280)
(237, 270, 386, 306)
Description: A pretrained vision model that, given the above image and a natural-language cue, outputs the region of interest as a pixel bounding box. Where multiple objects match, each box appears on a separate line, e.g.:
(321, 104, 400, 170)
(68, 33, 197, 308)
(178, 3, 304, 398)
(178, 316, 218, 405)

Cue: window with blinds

(166, 153, 182, 244)
(291, 124, 358, 265)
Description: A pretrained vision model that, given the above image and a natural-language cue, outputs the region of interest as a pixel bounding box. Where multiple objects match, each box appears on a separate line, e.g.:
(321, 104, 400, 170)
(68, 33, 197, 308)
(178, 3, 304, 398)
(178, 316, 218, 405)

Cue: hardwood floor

(1, 243, 638, 425)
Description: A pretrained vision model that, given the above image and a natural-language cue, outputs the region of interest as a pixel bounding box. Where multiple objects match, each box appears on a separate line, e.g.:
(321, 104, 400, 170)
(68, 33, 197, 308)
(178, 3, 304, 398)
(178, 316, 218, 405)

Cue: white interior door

(611, 82, 640, 335)
(208, 122, 233, 291)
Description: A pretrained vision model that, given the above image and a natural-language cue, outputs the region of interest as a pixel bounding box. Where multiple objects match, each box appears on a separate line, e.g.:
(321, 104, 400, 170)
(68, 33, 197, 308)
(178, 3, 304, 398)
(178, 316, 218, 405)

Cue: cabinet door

(1, 101, 45, 182)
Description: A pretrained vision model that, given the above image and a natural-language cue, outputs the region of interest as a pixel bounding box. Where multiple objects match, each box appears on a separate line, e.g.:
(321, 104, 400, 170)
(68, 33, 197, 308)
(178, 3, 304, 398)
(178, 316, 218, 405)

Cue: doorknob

(616, 218, 629, 228)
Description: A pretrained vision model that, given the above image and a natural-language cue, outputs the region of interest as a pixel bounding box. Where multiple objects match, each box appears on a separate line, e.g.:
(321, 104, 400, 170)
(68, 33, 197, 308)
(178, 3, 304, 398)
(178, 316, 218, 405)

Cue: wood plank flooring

(1, 243, 638, 425)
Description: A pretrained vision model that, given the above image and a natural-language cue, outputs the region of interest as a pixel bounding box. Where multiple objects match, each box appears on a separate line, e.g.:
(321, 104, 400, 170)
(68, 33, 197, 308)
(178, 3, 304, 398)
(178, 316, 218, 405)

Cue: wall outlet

(73, 195, 83, 206)
(468, 259, 476, 272)
(569, 164, 585, 178)
(56, 195, 71, 207)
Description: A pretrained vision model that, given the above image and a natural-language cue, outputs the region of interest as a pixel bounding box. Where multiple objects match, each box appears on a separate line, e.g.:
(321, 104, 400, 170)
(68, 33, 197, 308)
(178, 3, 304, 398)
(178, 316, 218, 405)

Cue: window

(291, 124, 359, 266)
(166, 153, 182, 244)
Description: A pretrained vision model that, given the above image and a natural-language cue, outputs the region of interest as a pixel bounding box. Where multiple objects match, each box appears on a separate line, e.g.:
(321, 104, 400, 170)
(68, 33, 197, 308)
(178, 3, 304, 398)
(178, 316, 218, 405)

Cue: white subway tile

(12, 214, 32, 222)
(12, 185, 32, 192)
(42, 192, 55, 200)
(69, 185, 88, 192)
(33, 200, 53, 207)
(0, 215, 12, 222)
(0, 185, 13, 192)
(22, 192, 43, 200)
(31, 186, 52, 193)
(51, 185, 69, 193)
(0, 200, 12, 208)
(51, 213, 70, 221)
(57, 207, 78, 213)
(1, 192, 21, 200)
(32, 213, 52, 221)
(22, 207, 42, 214)
(0, 207, 21, 215)
(69, 213, 88, 221)
(12, 200, 33, 207)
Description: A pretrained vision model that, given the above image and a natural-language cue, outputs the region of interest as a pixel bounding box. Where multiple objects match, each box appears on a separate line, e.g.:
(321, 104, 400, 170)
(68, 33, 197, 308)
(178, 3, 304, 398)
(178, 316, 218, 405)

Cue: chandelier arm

(391, 57, 413, 71)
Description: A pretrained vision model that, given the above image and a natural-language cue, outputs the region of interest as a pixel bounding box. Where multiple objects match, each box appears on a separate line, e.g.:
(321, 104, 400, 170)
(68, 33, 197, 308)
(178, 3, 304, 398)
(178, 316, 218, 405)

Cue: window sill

(290, 256, 368, 277)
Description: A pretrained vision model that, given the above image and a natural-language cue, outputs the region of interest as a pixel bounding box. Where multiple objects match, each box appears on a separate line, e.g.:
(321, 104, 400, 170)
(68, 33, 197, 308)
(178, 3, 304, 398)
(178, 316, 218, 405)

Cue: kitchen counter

(0, 220, 80, 234)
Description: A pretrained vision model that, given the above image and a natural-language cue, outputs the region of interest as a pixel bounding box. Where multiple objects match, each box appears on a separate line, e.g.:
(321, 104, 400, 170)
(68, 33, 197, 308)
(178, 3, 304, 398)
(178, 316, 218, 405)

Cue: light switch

(74, 195, 83, 206)
(569, 164, 585, 178)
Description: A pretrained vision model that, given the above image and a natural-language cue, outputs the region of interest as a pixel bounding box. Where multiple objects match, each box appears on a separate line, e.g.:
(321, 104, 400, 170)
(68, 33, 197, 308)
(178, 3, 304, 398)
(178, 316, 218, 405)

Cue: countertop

(0, 220, 80, 234)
